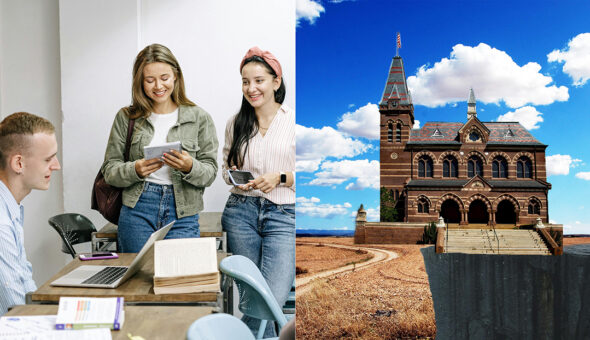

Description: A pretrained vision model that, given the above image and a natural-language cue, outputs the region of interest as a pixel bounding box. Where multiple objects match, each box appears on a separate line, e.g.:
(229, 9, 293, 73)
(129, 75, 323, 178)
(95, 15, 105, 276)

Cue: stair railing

(492, 224, 500, 254)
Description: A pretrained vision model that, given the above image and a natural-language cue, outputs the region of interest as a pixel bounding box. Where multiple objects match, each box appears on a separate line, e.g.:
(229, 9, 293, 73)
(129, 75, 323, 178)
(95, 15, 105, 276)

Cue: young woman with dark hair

(101, 43, 218, 252)
(221, 46, 295, 337)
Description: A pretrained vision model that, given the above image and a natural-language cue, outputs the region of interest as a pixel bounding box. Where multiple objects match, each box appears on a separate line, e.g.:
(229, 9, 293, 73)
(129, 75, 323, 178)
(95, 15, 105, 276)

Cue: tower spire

(467, 88, 477, 120)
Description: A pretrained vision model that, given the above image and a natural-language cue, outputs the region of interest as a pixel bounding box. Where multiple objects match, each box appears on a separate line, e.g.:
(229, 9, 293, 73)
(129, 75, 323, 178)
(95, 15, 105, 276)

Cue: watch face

(280, 173, 287, 183)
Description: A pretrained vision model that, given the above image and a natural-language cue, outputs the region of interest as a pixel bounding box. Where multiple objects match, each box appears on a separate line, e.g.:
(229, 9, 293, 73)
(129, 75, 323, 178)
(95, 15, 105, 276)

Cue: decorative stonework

(436, 193, 465, 212)
(390, 152, 398, 159)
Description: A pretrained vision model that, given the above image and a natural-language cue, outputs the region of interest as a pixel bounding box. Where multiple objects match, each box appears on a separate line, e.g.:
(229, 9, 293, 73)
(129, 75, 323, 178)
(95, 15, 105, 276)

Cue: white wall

(0, 0, 294, 287)
(60, 0, 296, 227)
(0, 0, 65, 285)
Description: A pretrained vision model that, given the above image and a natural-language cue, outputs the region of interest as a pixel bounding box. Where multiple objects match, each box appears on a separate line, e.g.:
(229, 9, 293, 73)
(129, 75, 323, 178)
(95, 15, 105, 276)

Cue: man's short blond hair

(0, 112, 55, 169)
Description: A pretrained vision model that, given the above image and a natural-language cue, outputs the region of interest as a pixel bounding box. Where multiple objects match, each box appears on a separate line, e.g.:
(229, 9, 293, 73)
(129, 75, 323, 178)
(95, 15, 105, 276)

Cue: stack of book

(153, 237, 220, 294)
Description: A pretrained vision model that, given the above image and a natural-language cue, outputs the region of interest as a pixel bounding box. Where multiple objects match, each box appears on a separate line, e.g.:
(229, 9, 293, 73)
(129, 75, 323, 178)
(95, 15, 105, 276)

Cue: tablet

(144, 141, 182, 160)
(227, 170, 255, 185)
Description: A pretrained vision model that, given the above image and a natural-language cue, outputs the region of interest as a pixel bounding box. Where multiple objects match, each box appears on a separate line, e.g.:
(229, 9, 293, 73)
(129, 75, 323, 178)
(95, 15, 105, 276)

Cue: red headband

(239, 46, 282, 78)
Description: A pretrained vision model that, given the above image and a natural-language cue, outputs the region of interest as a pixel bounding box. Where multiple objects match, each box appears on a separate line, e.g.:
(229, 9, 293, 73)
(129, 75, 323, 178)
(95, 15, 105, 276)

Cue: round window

(469, 131, 480, 141)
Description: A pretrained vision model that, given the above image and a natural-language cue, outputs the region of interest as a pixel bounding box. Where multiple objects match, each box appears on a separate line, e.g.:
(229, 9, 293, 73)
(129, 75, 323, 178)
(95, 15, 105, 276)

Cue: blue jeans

(221, 193, 295, 338)
(118, 182, 200, 253)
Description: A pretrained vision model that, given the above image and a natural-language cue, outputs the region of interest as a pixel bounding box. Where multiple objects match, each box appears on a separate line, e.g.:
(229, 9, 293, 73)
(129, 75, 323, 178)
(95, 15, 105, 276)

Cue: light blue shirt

(0, 180, 37, 315)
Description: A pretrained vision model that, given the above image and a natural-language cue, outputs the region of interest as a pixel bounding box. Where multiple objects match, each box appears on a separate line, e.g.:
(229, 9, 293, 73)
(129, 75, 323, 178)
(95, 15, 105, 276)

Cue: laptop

(50, 221, 174, 288)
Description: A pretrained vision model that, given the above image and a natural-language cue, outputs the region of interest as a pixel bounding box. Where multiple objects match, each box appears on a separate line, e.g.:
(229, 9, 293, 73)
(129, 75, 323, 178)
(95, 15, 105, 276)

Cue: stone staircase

(443, 229, 551, 255)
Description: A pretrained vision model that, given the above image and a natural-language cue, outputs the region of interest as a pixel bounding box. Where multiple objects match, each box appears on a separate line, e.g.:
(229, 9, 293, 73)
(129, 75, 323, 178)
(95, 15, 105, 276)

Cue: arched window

(396, 123, 402, 142)
(492, 157, 508, 178)
(517, 156, 532, 178)
(443, 156, 458, 178)
(417, 198, 429, 213)
(467, 156, 483, 177)
(418, 156, 433, 178)
(387, 123, 393, 142)
(528, 200, 540, 215)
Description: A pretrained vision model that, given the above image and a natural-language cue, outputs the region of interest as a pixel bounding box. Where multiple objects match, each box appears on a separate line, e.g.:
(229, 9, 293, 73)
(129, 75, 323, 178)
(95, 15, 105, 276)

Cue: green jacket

(101, 104, 218, 218)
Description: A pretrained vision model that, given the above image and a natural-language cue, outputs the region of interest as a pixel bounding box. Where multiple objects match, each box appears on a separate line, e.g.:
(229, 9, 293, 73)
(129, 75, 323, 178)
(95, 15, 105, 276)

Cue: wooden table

(31, 252, 231, 312)
(92, 212, 226, 252)
(6, 304, 213, 340)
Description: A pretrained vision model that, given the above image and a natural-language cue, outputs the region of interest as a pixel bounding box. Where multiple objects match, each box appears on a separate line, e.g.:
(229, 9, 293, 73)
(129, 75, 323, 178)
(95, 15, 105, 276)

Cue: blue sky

(295, 0, 590, 234)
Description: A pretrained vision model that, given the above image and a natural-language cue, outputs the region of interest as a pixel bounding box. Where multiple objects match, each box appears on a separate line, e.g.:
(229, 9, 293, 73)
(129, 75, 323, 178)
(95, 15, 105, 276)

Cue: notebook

(50, 221, 174, 288)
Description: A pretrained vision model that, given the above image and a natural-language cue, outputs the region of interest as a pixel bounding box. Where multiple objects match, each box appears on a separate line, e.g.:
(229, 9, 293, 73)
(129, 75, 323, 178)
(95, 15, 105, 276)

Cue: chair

(186, 313, 256, 340)
(48, 213, 97, 258)
(282, 279, 295, 315)
(219, 255, 288, 339)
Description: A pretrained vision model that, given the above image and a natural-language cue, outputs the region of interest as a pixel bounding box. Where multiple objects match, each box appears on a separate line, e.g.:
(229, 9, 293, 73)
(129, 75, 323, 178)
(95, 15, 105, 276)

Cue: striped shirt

(222, 104, 295, 205)
(0, 180, 37, 315)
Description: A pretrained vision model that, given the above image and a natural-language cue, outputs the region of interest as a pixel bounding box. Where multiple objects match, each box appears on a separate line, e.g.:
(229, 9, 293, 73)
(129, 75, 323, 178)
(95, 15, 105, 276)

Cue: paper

(0, 316, 111, 339)
(0, 315, 56, 334)
(143, 141, 181, 160)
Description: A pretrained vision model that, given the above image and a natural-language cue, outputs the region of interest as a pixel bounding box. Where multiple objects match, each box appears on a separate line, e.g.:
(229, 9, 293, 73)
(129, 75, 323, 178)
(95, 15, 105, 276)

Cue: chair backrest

(186, 313, 256, 340)
(219, 255, 288, 328)
(48, 213, 97, 258)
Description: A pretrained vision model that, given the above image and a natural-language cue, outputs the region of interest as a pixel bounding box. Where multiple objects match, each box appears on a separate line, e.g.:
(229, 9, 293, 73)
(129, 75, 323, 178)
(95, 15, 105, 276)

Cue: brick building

(379, 55, 551, 227)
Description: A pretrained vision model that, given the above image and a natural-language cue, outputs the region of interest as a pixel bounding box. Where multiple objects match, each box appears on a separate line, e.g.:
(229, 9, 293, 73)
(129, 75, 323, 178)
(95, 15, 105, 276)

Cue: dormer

(458, 116, 490, 144)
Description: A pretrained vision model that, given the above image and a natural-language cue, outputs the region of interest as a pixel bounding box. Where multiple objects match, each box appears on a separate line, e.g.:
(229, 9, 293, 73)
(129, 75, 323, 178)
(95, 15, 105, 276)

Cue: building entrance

(441, 199, 461, 223)
(468, 200, 489, 224)
(496, 200, 517, 224)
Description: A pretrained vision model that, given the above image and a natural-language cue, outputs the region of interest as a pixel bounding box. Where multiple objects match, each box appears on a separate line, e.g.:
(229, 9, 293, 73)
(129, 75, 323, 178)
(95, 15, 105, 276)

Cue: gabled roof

(407, 121, 545, 146)
(379, 56, 412, 106)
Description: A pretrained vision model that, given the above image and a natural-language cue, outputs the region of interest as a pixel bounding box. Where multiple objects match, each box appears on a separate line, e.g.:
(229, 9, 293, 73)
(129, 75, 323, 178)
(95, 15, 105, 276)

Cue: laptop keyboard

(82, 266, 128, 285)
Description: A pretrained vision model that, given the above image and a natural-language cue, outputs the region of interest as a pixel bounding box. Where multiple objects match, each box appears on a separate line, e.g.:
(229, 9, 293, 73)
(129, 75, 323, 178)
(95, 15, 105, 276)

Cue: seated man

(0, 112, 61, 314)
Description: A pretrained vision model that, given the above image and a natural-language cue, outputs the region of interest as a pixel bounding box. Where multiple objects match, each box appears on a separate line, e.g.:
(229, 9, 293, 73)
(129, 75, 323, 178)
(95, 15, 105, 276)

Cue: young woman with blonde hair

(102, 43, 218, 252)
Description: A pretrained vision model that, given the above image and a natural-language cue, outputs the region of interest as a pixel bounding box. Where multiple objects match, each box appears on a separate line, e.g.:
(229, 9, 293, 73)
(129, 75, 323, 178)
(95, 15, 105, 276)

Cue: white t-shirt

(145, 109, 179, 185)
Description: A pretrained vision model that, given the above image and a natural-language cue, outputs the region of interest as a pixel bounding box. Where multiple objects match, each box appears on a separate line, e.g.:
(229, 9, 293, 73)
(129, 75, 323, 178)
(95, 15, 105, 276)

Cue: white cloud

(296, 196, 352, 218)
(407, 43, 569, 108)
(336, 103, 380, 139)
(576, 172, 590, 180)
(496, 106, 544, 130)
(296, 159, 322, 173)
(563, 221, 590, 235)
(546, 154, 582, 176)
(296, 0, 325, 25)
(308, 159, 379, 190)
(548, 33, 590, 86)
(413, 120, 420, 129)
(296, 124, 370, 172)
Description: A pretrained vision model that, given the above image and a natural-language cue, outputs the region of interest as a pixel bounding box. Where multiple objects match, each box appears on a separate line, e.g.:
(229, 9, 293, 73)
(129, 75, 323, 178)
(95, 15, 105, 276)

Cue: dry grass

(296, 237, 436, 339)
(296, 241, 373, 278)
(563, 237, 590, 246)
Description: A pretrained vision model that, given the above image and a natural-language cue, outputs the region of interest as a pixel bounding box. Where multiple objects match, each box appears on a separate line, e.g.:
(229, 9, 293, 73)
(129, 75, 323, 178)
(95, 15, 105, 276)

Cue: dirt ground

(295, 236, 590, 339)
(563, 237, 590, 245)
(296, 240, 373, 277)
(296, 237, 436, 339)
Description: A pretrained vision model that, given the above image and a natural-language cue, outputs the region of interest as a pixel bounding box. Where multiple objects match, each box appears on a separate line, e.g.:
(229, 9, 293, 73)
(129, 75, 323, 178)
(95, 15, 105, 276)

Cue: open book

(153, 237, 220, 294)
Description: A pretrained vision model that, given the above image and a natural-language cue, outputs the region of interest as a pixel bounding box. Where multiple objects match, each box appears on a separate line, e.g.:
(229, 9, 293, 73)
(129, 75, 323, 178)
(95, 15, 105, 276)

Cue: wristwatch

(280, 172, 287, 185)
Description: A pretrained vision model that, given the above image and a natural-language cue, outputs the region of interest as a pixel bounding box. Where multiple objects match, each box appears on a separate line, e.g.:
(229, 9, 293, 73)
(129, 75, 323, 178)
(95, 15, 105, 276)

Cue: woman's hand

(250, 172, 280, 193)
(135, 158, 164, 178)
(162, 149, 193, 173)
